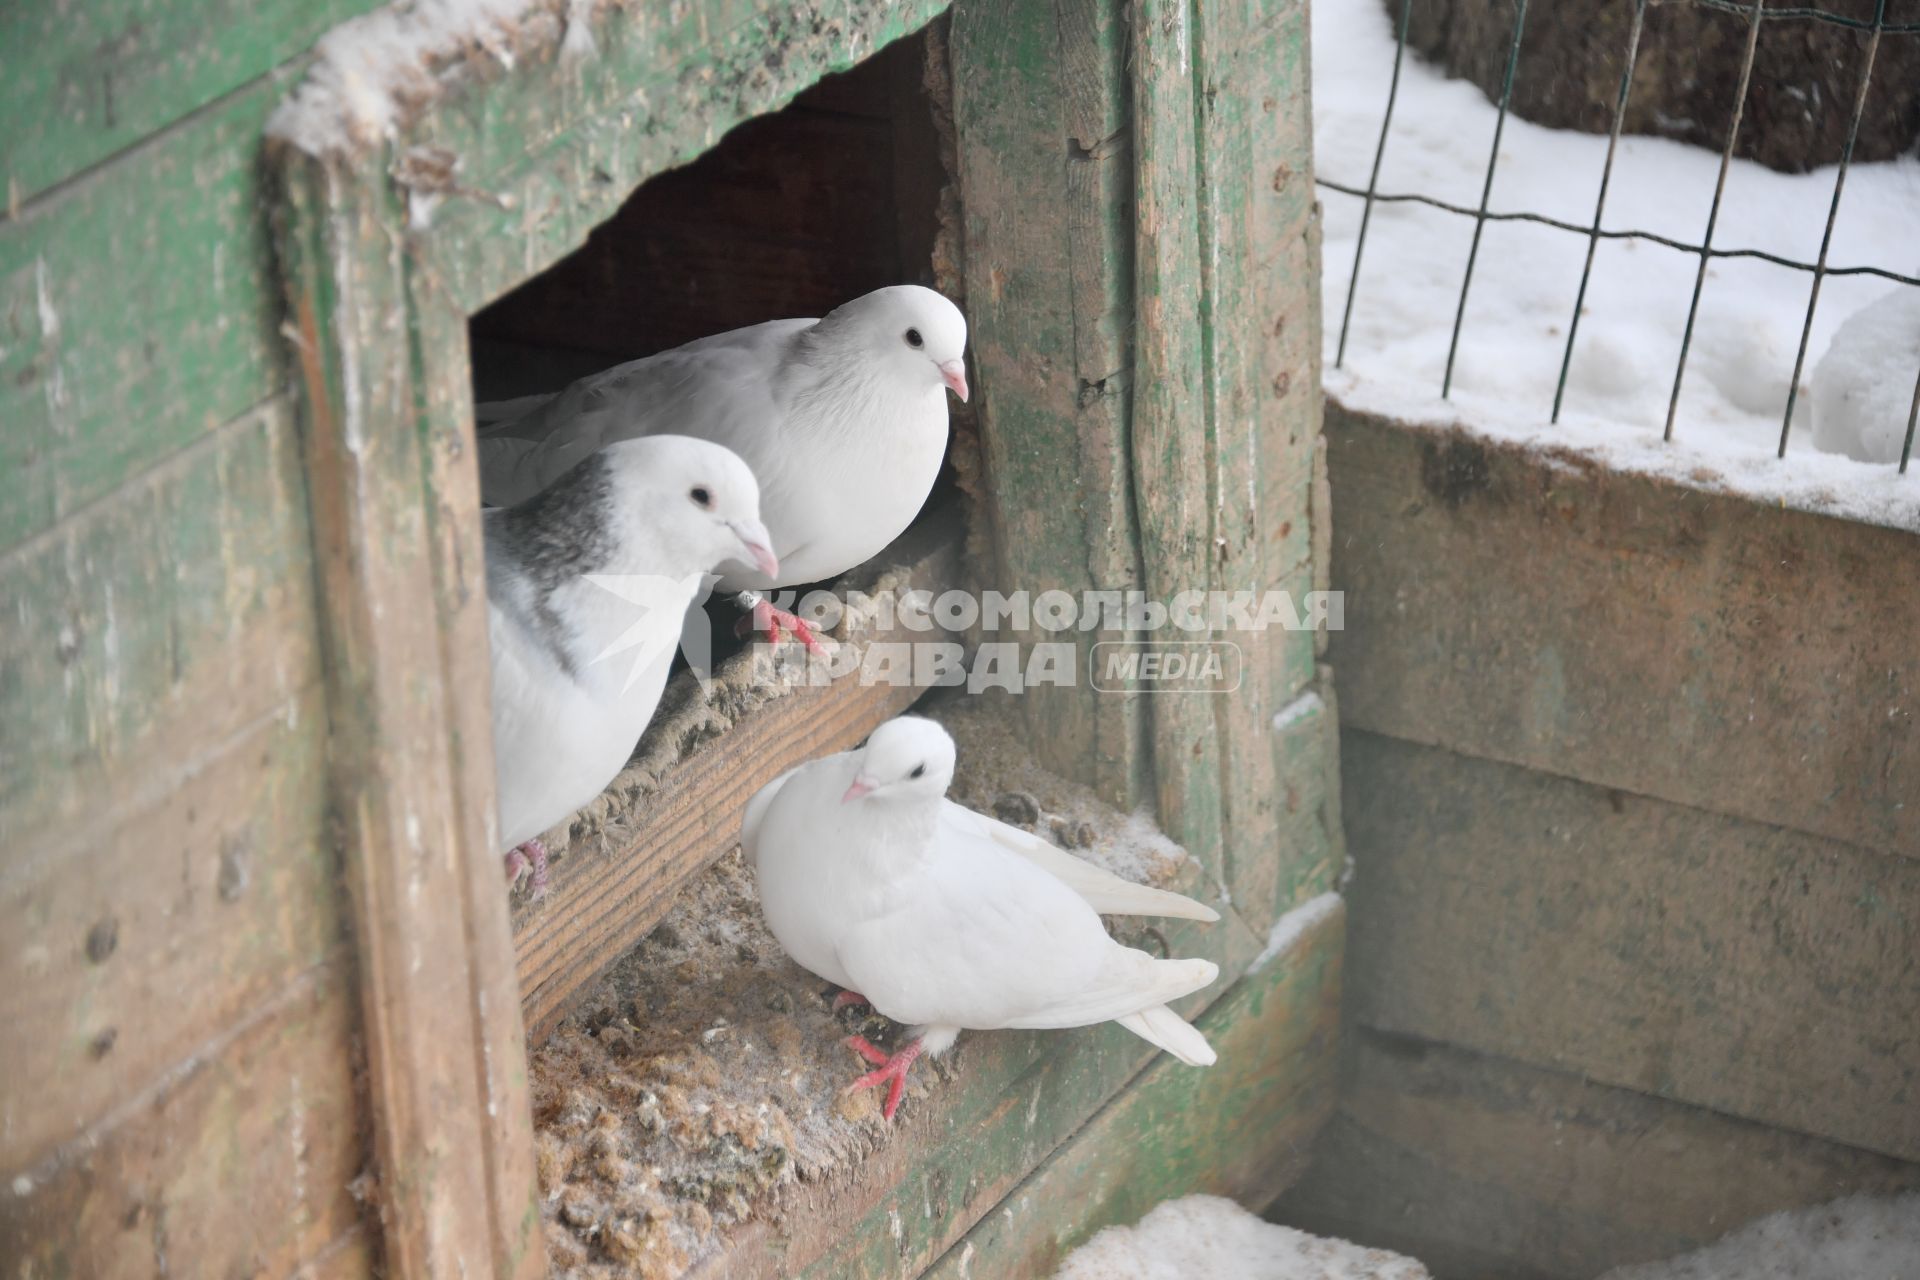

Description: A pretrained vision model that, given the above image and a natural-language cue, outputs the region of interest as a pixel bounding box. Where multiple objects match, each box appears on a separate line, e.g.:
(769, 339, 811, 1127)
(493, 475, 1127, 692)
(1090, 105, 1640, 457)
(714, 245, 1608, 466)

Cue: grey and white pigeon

(487, 435, 776, 896)
(476, 285, 969, 651)
(744, 716, 1220, 1120)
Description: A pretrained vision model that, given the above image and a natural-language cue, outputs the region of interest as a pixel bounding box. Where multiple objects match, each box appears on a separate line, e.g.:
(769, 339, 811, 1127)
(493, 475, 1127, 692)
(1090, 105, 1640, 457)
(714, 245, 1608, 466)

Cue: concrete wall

(1274, 402, 1920, 1279)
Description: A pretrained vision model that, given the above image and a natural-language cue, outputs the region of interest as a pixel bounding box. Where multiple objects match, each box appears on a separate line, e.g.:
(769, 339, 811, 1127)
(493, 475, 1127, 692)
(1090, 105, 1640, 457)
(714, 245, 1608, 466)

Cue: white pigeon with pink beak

(744, 716, 1221, 1122)
(475, 286, 969, 652)
(486, 436, 777, 898)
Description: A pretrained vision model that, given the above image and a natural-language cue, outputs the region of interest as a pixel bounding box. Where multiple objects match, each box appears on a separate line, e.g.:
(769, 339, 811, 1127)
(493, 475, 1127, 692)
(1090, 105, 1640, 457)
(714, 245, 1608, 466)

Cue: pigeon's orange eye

(690, 487, 713, 508)
(905, 328, 924, 349)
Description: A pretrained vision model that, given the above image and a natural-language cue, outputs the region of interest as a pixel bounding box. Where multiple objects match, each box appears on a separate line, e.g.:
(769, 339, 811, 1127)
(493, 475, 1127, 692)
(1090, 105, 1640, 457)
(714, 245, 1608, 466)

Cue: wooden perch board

(512, 505, 966, 1039)
(780, 901, 1341, 1279)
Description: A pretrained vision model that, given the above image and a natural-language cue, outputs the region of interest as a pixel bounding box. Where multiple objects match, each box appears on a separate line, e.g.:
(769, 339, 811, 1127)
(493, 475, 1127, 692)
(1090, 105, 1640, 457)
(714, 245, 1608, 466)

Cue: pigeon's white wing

(475, 318, 815, 506)
(938, 800, 1220, 922)
(1115, 1005, 1216, 1066)
(475, 391, 557, 428)
(837, 848, 1216, 1035)
(992, 946, 1218, 1032)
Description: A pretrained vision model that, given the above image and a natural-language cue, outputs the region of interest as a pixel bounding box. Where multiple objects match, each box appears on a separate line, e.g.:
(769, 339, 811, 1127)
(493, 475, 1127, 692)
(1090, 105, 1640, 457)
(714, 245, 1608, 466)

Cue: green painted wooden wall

(0, 0, 1337, 1275)
(1, 2, 390, 1274)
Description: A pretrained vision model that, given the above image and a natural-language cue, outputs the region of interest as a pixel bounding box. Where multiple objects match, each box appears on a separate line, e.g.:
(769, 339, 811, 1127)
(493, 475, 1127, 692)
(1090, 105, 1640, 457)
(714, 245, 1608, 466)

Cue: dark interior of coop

(471, 29, 949, 443)
(469, 28, 965, 674)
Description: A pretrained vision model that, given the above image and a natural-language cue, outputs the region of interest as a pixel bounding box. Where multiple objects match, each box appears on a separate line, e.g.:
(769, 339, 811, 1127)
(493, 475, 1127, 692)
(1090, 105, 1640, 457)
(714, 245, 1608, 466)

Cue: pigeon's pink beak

(939, 359, 969, 403)
(730, 518, 780, 579)
(841, 775, 877, 804)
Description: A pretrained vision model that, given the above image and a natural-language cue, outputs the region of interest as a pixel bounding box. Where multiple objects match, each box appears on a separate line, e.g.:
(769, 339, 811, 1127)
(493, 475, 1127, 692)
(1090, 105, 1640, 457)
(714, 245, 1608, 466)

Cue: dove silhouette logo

(582, 571, 717, 694)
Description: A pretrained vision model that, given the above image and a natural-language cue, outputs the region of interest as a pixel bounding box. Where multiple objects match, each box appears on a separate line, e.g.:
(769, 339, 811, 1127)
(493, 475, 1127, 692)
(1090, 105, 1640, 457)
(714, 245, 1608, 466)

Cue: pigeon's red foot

(831, 990, 871, 1012)
(738, 598, 828, 657)
(504, 839, 550, 900)
(842, 1035, 924, 1122)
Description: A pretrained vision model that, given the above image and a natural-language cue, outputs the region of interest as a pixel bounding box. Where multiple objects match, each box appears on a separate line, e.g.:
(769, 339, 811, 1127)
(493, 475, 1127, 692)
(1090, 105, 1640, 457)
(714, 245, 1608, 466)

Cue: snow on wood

(1271, 689, 1325, 734)
(1051, 1194, 1429, 1279)
(1596, 1192, 1920, 1280)
(1249, 892, 1343, 975)
(1314, 1, 1920, 531)
(266, 0, 573, 157)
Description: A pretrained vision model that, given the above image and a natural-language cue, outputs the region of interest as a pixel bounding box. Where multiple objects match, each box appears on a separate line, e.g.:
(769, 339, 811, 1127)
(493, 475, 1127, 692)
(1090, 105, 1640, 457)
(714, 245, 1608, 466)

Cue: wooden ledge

(526, 797, 1342, 1279)
(716, 901, 1343, 1279)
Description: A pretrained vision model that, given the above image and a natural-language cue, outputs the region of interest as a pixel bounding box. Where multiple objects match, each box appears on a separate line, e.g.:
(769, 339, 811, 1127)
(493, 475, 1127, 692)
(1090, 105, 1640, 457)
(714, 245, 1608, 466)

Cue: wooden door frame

(265, 0, 1331, 1273)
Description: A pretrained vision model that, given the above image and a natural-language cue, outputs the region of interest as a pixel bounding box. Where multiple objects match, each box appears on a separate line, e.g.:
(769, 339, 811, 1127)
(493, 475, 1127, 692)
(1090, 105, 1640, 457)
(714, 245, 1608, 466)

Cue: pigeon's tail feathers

(474, 392, 558, 431)
(1000, 952, 1219, 1032)
(1116, 1005, 1217, 1067)
(944, 801, 1220, 922)
(740, 766, 800, 866)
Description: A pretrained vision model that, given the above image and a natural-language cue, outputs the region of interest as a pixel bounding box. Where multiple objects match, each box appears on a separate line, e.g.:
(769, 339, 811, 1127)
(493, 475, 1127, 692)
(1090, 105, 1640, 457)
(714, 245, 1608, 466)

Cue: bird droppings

(992, 789, 1042, 827)
(529, 848, 895, 1278)
(528, 695, 1207, 1276)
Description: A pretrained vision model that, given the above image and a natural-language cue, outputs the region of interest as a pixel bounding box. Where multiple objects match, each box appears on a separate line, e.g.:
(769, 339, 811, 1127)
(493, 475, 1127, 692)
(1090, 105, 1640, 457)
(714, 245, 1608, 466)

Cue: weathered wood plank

(1269, 666, 1344, 910)
(948, 0, 1150, 806)
(1325, 405, 1920, 856)
(920, 902, 1344, 1279)
(0, 688, 332, 1177)
(513, 508, 968, 1041)
(692, 896, 1270, 1279)
(406, 0, 953, 316)
(1341, 729, 1920, 1162)
(0, 82, 288, 552)
(1129, 0, 1227, 901)
(415, 244, 551, 1280)
(0, 0, 384, 206)
(274, 149, 540, 1280)
(1191, 0, 1322, 932)
(0, 962, 369, 1280)
(1274, 1029, 1920, 1280)
(0, 398, 320, 845)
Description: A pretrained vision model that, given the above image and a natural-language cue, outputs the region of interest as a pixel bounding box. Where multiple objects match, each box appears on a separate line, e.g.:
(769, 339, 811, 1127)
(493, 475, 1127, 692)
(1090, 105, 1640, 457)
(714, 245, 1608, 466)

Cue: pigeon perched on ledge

(745, 717, 1219, 1121)
(476, 285, 969, 652)
(487, 435, 775, 897)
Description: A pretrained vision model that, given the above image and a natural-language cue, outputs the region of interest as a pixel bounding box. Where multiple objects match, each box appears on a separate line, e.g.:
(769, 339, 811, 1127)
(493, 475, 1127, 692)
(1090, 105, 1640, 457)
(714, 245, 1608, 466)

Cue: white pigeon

(1810, 285, 1920, 465)
(487, 435, 776, 896)
(744, 716, 1220, 1120)
(475, 285, 969, 651)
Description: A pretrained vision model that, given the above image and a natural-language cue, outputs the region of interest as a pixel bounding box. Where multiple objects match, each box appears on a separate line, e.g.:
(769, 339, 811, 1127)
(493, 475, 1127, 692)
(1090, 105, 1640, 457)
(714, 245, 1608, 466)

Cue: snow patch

(1812, 288, 1920, 465)
(1314, 1, 1920, 531)
(1596, 1192, 1920, 1280)
(267, 0, 567, 157)
(1051, 1194, 1429, 1279)
(1250, 892, 1342, 974)
(1271, 689, 1325, 734)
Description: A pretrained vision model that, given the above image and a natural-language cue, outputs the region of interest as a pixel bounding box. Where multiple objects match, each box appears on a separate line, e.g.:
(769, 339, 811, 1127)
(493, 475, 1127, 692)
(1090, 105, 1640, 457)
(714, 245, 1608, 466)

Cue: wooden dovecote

(1, 1, 1340, 1275)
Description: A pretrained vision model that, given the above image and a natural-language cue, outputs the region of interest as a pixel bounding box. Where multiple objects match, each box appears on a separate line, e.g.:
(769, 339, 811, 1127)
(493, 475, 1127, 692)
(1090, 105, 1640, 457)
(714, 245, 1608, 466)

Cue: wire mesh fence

(1326, 0, 1920, 474)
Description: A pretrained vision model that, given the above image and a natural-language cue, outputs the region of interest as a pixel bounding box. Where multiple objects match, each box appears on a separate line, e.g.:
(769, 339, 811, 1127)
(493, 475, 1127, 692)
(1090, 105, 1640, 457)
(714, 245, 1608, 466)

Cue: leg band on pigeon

(734, 590, 828, 657)
(842, 1035, 924, 1121)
